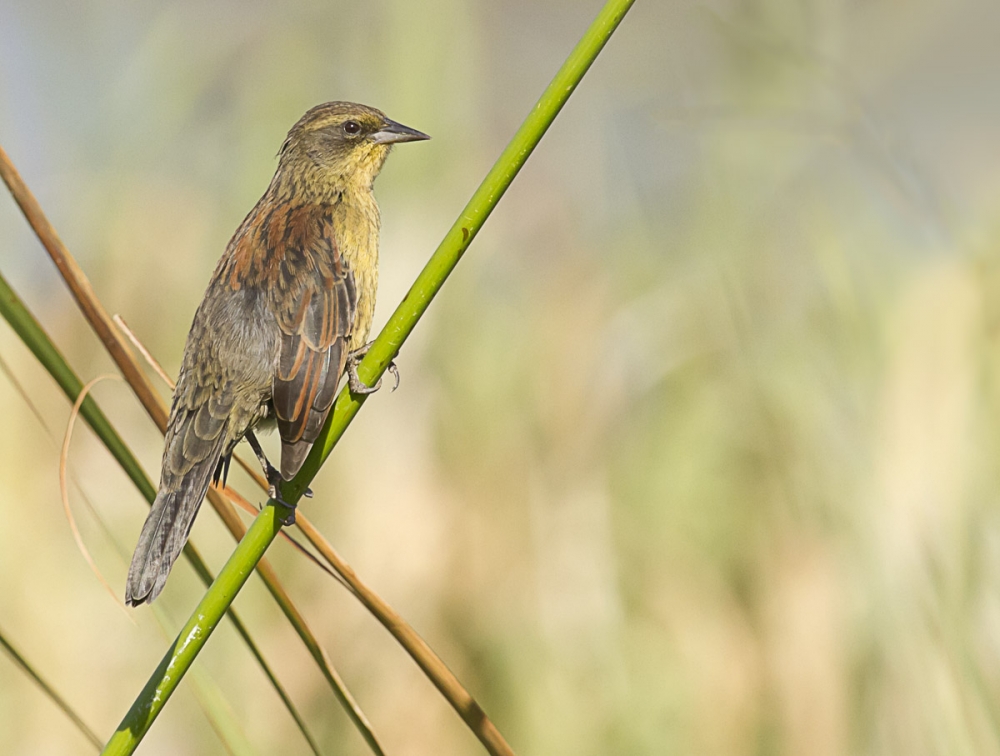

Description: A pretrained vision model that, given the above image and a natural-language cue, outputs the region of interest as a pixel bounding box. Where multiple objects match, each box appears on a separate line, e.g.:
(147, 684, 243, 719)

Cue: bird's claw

(259, 462, 297, 526)
(275, 485, 309, 523)
(348, 366, 382, 395)
(267, 482, 297, 526)
(276, 499, 297, 527)
(346, 342, 400, 395)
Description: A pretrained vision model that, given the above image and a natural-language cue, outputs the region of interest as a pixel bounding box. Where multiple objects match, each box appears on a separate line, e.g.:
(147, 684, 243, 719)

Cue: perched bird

(125, 102, 429, 606)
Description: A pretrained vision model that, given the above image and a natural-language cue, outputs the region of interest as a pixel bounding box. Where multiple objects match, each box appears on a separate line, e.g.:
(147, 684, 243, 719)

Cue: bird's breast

(335, 192, 381, 351)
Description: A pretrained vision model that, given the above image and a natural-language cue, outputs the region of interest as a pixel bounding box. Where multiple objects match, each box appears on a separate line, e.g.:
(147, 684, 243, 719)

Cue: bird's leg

(244, 431, 308, 525)
(346, 342, 400, 394)
(245, 430, 281, 495)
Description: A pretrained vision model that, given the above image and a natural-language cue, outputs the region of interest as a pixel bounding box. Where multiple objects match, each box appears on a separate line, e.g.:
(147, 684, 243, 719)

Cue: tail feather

(125, 453, 219, 606)
(280, 438, 312, 481)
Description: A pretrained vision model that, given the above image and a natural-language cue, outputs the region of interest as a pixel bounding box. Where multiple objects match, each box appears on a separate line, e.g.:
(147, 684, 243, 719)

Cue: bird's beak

(371, 119, 431, 145)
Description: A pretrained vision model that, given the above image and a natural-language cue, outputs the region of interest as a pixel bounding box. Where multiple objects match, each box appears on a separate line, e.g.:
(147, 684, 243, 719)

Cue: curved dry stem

(60, 373, 133, 618)
(0, 351, 127, 557)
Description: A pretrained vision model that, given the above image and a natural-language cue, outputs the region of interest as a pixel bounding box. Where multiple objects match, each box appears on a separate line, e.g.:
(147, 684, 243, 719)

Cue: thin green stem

(0, 627, 104, 750)
(102, 1, 635, 753)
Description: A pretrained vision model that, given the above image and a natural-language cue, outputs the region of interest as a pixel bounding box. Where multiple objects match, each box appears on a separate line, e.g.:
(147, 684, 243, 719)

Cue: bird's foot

(245, 429, 308, 519)
(274, 485, 311, 525)
(346, 343, 400, 395)
(257, 461, 300, 526)
(275, 496, 297, 527)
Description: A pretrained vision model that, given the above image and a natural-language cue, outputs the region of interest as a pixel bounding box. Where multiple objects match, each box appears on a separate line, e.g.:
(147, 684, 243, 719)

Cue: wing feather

(271, 205, 355, 480)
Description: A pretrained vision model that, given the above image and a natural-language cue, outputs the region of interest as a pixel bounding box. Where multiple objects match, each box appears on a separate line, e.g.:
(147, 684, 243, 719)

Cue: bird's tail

(125, 455, 218, 606)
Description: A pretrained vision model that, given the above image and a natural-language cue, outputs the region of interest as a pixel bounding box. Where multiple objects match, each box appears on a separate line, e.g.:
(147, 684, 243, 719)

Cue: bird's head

(278, 102, 429, 196)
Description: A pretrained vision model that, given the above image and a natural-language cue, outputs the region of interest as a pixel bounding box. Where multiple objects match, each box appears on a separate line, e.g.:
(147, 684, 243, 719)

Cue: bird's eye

(343, 120, 361, 135)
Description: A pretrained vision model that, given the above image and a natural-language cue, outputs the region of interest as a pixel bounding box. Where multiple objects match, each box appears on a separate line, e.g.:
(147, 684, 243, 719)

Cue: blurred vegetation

(2, 0, 999, 755)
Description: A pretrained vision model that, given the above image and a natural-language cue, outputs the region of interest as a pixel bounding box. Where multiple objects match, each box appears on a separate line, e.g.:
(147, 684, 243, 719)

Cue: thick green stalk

(102, 1, 635, 753)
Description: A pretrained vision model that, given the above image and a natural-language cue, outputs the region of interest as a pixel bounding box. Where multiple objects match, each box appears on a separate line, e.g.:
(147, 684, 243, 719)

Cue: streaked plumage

(126, 102, 428, 605)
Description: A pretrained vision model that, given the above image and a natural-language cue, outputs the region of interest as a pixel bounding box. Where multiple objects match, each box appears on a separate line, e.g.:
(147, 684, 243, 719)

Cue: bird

(125, 102, 429, 606)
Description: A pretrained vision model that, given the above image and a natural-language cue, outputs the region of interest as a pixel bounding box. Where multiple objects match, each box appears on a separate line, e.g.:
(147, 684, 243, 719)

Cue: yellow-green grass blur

(1, 1, 998, 754)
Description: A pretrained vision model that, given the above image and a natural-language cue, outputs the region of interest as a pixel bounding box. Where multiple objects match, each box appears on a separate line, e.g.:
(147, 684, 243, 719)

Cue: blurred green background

(2, 0, 999, 754)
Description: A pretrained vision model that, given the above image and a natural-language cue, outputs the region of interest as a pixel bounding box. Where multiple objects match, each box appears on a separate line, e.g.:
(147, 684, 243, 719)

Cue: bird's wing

(270, 204, 357, 480)
(126, 347, 234, 604)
